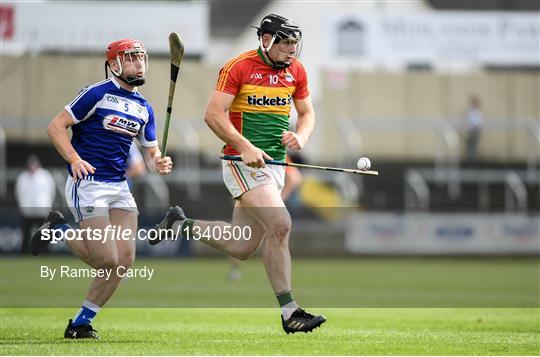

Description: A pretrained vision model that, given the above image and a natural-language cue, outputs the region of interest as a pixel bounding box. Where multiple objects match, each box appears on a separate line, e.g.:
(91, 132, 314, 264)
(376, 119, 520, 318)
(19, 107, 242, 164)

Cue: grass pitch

(2, 256, 538, 308)
(1, 257, 539, 355)
(1, 308, 539, 355)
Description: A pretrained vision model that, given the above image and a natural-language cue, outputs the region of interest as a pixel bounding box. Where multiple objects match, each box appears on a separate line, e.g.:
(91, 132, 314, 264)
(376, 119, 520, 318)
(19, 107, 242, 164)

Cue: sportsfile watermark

(41, 224, 253, 244)
(1, 206, 538, 308)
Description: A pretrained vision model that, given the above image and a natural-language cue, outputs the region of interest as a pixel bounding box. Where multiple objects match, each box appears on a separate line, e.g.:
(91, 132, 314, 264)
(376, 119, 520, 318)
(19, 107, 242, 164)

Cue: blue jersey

(65, 77, 157, 182)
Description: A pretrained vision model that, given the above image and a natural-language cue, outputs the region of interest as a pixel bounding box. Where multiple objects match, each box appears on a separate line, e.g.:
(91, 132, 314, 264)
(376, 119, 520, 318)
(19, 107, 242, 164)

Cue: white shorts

(222, 160, 285, 198)
(65, 176, 138, 223)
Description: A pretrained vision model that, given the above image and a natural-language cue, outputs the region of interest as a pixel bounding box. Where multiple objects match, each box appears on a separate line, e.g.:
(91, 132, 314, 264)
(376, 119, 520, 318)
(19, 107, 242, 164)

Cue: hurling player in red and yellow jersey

(153, 14, 325, 334)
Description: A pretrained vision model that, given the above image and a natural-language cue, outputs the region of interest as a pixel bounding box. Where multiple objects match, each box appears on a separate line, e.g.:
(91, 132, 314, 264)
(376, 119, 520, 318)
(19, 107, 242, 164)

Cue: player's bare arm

(143, 146, 172, 175)
(282, 96, 315, 150)
(47, 109, 95, 179)
(204, 90, 272, 168)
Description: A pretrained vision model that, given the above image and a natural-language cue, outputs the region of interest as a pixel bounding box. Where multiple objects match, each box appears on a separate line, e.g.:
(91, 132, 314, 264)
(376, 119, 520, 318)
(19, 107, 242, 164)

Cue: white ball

(357, 157, 371, 170)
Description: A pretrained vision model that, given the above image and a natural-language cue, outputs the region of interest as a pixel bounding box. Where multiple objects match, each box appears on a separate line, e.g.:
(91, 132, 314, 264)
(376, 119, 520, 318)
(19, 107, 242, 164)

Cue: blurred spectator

(464, 95, 483, 164)
(15, 155, 55, 254)
(282, 152, 304, 207)
(126, 142, 147, 190)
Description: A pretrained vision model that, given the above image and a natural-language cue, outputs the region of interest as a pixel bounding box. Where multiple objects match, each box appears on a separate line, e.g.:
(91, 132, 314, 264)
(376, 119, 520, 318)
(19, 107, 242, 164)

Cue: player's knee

(94, 254, 118, 270)
(117, 251, 135, 268)
(268, 220, 291, 242)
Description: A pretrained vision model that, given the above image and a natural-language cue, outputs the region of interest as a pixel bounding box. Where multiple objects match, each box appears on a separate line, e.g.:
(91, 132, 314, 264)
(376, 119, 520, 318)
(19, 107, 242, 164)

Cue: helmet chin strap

(123, 76, 145, 86)
(260, 36, 291, 70)
(105, 58, 146, 87)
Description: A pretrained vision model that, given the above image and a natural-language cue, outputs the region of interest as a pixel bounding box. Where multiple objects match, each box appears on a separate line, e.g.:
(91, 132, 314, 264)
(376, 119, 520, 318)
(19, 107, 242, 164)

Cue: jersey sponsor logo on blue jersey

(103, 115, 141, 137)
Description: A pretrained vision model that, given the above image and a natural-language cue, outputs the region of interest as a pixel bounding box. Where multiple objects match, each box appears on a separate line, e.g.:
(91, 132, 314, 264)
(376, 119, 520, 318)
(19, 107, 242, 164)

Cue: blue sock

(72, 300, 101, 327)
(51, 223, 72, 241)
(52, 223, 71, 231)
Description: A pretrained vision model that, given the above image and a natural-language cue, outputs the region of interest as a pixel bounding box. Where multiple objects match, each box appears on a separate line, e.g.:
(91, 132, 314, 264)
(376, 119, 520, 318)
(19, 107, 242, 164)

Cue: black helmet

(254, 14, 303, 69)
(256, 14, 302, 43)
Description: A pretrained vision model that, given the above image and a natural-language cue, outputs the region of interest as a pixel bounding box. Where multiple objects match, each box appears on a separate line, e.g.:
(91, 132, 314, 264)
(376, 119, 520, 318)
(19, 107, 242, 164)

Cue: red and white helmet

(105, 38, 148, 86)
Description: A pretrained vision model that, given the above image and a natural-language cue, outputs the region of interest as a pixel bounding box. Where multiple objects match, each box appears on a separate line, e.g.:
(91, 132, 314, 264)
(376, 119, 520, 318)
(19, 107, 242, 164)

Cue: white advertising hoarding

(0, 2, 208, 56)
(345, 213, 539, 255)
(329, 12, 540, 66)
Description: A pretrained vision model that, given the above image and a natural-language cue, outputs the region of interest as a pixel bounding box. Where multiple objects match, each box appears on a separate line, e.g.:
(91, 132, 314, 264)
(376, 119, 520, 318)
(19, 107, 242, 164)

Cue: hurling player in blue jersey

(30, 38, 172, 339)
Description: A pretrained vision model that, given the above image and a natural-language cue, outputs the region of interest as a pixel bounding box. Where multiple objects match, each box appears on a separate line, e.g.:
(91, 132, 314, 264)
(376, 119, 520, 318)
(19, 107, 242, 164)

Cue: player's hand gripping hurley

(161, 32, 184, 158)
(221, 155, 379, 176)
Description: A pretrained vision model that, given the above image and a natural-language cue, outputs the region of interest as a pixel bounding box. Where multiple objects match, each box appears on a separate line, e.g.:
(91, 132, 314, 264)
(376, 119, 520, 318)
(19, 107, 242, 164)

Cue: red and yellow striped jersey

(215, 48, 309, 161)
